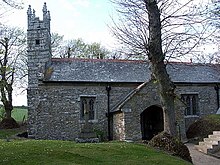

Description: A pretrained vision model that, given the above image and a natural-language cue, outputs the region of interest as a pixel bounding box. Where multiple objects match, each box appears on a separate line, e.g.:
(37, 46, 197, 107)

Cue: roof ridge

(51, 58, 148, 63)
(51, 58, 220, 66)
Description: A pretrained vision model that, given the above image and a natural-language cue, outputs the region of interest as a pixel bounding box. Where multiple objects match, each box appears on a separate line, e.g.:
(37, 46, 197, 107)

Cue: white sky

(2, 0, 118, 106)
(4, 0, 118, 48)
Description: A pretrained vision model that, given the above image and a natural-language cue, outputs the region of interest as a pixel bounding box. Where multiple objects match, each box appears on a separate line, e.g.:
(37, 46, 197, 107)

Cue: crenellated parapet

(27, 2, 51, 31)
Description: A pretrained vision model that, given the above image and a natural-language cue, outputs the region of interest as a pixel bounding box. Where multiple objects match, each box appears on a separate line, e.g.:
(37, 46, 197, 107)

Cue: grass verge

(0, 140, 191, 165)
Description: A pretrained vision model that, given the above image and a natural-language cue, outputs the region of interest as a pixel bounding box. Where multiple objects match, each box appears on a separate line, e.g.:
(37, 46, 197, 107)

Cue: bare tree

(111, 0, 213, 61)
(111, 0, 213, 137)
(210, 0, 220, 27)
(207, 0, 220, 63)
(192, 0, 220, 63)
(0, 25, 26, 128)
(0, 0, 23, 20)
(1, 0, 23, 9)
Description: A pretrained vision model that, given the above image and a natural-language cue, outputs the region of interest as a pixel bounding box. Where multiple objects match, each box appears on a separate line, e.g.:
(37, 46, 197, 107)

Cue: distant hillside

(0, 104, 27, 109)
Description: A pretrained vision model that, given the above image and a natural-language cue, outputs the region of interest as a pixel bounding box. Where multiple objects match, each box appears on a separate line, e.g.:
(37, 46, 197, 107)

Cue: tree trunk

(146, 0, 177, 136)
(1, 85, 13, 119)
(0, 83, 19, 129)
(4, 101, 13, 119)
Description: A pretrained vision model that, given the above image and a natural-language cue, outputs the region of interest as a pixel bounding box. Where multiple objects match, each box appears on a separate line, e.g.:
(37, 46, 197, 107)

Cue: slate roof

(167, 62, 220, 83)
(44, 58, 220, 83)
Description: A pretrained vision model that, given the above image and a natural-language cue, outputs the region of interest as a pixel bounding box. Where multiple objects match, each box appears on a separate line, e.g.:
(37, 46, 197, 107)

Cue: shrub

(0, 117, 20, 129)
(148, 132, 192, 163)
(186, 114, 220, 140)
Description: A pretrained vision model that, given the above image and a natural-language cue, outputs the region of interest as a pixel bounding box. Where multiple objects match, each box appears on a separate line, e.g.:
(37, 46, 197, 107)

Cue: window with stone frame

(80, 97, 95, 120)
(181, 94, 199, 116)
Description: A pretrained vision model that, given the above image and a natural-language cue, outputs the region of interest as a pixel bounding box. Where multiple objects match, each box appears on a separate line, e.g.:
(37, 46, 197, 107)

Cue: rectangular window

(181, 94, 199, 116)
(35, 39, 40, 45)
(80, 97, 95, 120)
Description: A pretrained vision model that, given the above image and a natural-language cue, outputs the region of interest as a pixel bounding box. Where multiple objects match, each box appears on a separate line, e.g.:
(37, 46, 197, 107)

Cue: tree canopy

(51, 35, 111, 59)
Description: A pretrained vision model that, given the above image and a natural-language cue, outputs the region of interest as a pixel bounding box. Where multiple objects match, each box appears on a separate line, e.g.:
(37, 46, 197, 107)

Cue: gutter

(214, 84, 219, 109)
(106, 85, 112, 141)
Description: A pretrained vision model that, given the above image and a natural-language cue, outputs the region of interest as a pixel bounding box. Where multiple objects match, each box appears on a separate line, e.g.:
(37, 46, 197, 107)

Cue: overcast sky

(4, 0, 118, 49)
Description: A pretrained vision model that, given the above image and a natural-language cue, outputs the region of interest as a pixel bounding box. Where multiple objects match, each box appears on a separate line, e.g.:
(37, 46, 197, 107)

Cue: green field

(0, 140, 191, 165)
(0, 108, 28, 122)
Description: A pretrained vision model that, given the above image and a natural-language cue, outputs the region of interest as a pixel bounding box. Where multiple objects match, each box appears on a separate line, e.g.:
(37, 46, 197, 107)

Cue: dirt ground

(186, 143, 220, 165)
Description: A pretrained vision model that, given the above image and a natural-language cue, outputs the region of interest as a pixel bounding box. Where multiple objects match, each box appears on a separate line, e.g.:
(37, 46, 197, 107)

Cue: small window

(35, 39, 40, 45)
(181, 94, 199, 116)
(80, 97, 95, 120)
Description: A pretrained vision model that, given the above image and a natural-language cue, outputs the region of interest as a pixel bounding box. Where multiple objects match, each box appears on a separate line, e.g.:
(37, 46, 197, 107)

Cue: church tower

(27, 3, 51, 138)
(27, 2, 51, 87)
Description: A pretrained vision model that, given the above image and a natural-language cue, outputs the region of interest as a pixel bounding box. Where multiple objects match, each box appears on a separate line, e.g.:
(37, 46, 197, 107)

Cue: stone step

(195, 145, 211, 154)
(208, 134, 220, 139)
(196, 143, 220, 154)
(213, 131, 220, 135)
(204, 138, 220, 145)
(199, 141, 213, 149)
(196, 131, 220, 155)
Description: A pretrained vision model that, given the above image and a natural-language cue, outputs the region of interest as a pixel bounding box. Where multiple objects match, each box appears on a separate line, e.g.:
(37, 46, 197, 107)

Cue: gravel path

(186, 143, 220, 165)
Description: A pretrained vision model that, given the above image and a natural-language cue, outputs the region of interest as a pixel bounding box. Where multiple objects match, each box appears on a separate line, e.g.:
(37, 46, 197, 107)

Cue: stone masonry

(27, 3, 220, 141)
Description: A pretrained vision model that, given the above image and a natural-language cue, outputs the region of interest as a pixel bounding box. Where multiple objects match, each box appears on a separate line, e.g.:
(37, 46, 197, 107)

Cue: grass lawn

(0, 110, 191, 165)
(0, 140, 191, 165)
(0, 127, 26, 139)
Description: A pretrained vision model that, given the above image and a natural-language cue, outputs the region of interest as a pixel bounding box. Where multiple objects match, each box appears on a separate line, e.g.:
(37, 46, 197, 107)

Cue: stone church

(27, 3, 220, 141)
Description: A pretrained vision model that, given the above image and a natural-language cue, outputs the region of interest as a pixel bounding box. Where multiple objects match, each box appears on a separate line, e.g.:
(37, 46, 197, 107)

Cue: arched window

(192, 95, 198, 115)
(80, 96, 96, 120)
(186, 96, 191, 115)
(81, 99, 87, 120)
(89, 99, 95, 120)
(181, 94, 199, 116)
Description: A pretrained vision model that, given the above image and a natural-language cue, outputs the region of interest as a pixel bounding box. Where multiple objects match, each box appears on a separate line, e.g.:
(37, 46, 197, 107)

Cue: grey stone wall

(115, 81, 219, 141)
(176, 84, 218, 130)
(30, 83, 136, 140)
(112, 112, 125, 140)
(28, 80, 218, 141)
(117, 81, 161, 141)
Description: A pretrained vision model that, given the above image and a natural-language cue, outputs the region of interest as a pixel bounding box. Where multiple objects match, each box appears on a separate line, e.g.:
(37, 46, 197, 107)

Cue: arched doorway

(140, 105, 164, 140)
